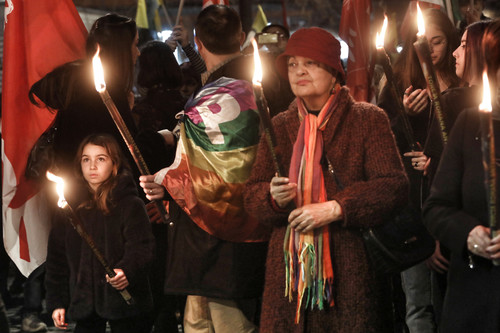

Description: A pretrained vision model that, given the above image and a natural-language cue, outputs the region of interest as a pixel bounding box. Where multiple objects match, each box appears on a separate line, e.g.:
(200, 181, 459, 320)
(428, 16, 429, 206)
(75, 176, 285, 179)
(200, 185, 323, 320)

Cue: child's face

(81, 144, 114, 191)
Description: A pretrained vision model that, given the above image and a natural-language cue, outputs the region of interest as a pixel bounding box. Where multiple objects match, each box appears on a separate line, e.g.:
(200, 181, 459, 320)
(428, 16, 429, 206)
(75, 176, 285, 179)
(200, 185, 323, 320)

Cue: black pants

(75, 312, 151, 333)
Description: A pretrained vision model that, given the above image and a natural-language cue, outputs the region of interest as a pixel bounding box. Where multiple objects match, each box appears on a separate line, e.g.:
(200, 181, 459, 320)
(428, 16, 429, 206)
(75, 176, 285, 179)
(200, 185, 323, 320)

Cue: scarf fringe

(285, 227, 335, 324)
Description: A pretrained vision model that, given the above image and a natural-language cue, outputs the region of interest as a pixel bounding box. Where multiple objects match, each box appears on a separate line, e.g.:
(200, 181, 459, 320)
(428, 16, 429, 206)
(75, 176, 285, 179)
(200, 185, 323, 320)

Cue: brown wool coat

(244, 87, 408, 333)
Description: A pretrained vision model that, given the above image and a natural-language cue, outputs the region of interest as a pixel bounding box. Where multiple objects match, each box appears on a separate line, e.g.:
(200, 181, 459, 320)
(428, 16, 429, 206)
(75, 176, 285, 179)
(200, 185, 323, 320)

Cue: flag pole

(175, 0, 185, 26)
(161, 2, 173, 28)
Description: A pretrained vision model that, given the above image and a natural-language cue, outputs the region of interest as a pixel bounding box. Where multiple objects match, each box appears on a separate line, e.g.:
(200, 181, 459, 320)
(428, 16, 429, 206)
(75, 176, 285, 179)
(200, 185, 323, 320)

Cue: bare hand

(270, 176, 297, 209)
(288, 200, 342, 233)
(171, 19, 189, 47)
(403, 86, 429, 115)
(487, 232, 500, 260)
(403, 151, 431, 175)
(106, 269, 129, 290)
(165, 36, 177, 52)
(468, 225, 493, 259)
(426, 241, 449, 274)
(52, 308, 68, 330)
(139, 175, 165, 201)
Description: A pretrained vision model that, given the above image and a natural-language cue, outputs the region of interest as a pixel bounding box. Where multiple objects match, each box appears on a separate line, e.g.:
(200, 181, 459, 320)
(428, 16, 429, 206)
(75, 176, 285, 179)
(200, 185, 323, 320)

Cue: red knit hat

(275, 27, 345, 81)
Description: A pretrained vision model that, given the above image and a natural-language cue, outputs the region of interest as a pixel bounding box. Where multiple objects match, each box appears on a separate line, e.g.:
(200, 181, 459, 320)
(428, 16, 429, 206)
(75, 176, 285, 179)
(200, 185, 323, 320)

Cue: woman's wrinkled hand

(404, 151, 431, 175)
(52, 308, 68, 330)
(139, 175, 165, 201)
(106, 269, 129, 290)
(270, 176, 297, 209)
(403, 86, 429, 115)
(288, 200, 342, 233)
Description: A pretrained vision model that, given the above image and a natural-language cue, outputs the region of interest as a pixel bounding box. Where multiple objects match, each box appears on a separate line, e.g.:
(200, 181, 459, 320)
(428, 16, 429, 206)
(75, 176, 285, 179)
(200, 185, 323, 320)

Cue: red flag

(339, 0, 372, 102)
(2, 0, 87, 276)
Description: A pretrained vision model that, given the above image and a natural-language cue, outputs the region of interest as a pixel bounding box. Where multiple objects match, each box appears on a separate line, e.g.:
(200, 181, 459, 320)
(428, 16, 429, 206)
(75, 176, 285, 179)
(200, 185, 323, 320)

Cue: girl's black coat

(45, 172, 154, 321)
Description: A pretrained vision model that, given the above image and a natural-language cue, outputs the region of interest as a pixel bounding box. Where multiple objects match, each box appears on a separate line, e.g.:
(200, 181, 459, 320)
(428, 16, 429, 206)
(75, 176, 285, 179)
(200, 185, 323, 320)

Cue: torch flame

(416, 2, 425, 37)
(479, 70, 492, 113)
(46, 171, 68, 208)
(375, 15, 388, 49)
(92, 45, 106, 93)
(251, 39, 263, 86)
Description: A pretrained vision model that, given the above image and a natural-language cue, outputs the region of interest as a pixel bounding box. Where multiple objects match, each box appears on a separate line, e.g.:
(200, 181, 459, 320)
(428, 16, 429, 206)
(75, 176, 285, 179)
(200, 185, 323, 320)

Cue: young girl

(45, 134, 154, 333)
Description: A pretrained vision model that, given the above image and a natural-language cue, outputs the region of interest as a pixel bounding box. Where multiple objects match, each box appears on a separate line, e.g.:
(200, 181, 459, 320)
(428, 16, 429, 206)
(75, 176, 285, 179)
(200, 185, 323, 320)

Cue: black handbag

(25, 115, 60, 181)
(324, 156, 436, 275)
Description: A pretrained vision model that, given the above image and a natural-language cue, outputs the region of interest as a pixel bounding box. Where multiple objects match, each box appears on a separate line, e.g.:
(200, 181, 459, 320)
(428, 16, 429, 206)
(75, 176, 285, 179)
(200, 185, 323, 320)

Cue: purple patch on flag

(185, 77, 257, 125)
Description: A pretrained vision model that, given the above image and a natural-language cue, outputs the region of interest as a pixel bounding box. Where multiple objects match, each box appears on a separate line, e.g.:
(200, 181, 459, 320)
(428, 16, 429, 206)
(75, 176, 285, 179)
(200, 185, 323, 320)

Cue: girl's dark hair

(86, 13, 137, 94)
(462, 21, 492, 85)
(137, 41, 183, 90)
(75, 134, 128, 214)
(28, 14, 137, 112)
(394, 8, 459, 90)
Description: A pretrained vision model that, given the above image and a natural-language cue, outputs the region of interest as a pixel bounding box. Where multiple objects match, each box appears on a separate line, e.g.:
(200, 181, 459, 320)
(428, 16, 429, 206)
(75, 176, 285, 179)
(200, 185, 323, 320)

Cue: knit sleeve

(245, 113, 291, 227)
(182, 44, 207, 74)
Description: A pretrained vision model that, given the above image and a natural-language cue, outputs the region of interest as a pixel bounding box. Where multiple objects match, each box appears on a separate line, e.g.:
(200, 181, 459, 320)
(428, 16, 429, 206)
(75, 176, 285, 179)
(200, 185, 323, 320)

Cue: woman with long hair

(29, 14, 140, 177)
(423, 19, 500, 332)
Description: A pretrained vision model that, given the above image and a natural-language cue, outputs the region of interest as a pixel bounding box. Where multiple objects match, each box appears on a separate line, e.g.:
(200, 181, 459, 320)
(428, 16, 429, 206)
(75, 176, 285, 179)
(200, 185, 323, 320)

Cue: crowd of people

(2, 2, 500, 333)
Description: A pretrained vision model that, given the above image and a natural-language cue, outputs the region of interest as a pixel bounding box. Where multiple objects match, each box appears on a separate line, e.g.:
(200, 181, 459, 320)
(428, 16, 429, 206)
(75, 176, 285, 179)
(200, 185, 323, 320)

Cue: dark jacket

(423, 109, 500, 333)
(45, 171, 154, 321)
(30, 60, 138, 178)
(163, 55, 269, 299)
(245, 87, 408, 332)
(424, 85, 482, 184)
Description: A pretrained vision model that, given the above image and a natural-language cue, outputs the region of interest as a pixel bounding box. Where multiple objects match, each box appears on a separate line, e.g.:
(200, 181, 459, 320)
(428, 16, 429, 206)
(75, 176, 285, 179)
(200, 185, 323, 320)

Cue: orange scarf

(284, 84, 340, 323)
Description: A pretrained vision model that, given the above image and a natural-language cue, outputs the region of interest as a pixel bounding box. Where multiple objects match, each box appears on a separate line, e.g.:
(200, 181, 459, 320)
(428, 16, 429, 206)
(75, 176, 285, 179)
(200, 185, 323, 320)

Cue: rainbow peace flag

(156, 77, 270, 242)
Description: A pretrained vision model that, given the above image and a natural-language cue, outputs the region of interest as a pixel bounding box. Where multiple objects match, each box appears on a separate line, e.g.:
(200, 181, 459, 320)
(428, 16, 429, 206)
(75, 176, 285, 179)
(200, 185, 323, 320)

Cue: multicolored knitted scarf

(284, 84, 341, 323)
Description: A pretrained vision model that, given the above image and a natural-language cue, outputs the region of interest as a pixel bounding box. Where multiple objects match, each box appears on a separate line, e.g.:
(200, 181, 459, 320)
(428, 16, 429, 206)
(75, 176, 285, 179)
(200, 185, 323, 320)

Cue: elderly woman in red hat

(244, 27, 408, 332)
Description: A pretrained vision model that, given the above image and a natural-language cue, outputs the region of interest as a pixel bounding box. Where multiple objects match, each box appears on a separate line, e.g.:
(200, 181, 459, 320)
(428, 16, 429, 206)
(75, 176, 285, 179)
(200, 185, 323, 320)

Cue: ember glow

(479, 71, 492, 113)
(251, 39, 263, 86)
(375, 15, 388, 50)
(416, 3, 425, 37)
(92, 45, 106, 93)
(46, 171, 68, 208)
